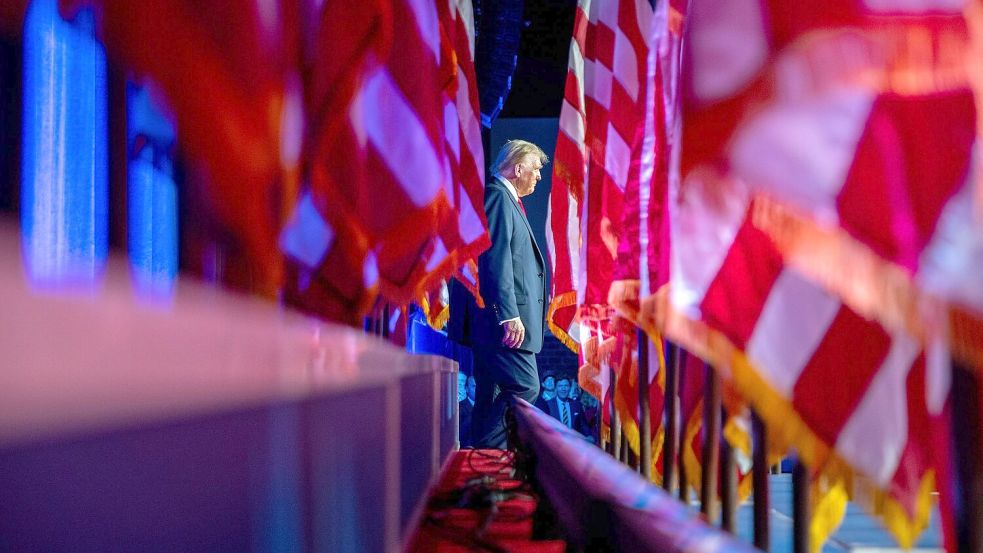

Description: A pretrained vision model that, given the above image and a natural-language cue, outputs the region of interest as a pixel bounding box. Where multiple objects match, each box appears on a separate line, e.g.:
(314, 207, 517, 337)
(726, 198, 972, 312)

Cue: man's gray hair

(491, 139, 549, 176)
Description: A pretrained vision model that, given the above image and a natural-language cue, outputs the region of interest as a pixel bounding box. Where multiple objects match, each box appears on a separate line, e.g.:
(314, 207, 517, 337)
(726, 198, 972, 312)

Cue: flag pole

(720, 416, 737, 533)
(663, 343, 681, 492)
(951, 360, 983, 553)
(611, 364, 622, 459)
(752, 411, 771, 551)
(638, 328, 652, 481)
(792, 458, 810, 553)
(700, 361, 721, 522)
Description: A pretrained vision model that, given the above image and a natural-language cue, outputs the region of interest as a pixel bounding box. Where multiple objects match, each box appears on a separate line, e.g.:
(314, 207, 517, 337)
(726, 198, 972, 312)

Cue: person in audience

(457, 372, 468, 403)
(580, 391, 600, 444)
(545, 376, 589, 436)
(459, 375, 476, 447)
(569, 380, 580, 401)
(534, 372, 556, 410)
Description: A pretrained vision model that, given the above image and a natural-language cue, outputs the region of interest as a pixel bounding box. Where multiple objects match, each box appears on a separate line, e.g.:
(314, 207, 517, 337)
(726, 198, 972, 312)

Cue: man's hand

(502, 319, 526, 349)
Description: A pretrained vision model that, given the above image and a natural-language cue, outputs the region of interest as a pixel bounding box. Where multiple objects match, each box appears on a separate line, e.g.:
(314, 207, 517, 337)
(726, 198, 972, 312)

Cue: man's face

(543, 376, 556, 391)
(582, 393, 597, 408)
(458, 373, 467, 402)
(556, 379, 571, 399)
(514, 154, 543, 197)
(466, 376, 476, 402)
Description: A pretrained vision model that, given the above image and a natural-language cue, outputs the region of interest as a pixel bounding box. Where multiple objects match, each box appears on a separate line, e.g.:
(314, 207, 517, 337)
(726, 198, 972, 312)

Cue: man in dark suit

(534, 372, 556, 411)
(458, 375, 476, 447)
(462, 139, 549, 449)
(545, 377, 589, 437)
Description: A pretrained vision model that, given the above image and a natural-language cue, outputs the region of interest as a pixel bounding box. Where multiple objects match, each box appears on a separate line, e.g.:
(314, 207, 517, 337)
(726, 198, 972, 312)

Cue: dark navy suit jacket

(452, 177, 547, 353)
(546, 397, 589, 436)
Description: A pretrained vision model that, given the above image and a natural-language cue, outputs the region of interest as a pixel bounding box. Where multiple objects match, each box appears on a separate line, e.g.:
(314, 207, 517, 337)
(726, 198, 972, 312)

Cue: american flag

(66, 0, 489, 324)
(548, 0, 655, 358)
(656, 1, 979, 545)
(418, 0, 488, 330)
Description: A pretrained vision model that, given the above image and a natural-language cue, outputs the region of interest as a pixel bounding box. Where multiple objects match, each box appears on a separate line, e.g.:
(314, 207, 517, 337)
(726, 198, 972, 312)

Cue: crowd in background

(458, 370, 599, 447)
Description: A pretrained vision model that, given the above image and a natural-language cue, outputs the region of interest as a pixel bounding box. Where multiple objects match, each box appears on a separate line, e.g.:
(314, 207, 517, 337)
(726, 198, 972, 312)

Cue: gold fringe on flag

(644, 286, 936, 552)
(547, 291, 580, 353)
(751, 195, 983, 371)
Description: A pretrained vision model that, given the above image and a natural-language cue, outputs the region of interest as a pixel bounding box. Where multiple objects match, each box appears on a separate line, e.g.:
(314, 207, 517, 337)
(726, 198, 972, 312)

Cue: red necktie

(517, 198, 527, 215)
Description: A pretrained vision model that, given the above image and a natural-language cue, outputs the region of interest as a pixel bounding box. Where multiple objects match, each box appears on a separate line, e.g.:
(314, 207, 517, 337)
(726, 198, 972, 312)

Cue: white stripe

(461, 261, 477, 285)
(634, 0, 655, 47)
(589, 0, 618, 28)
(584, 58, 613, 109)
(364, 250, 379, 288)
(454, 0, 477, 59)
(571, 320, 584, 346)
(917, 175, 983, 313)
(546, 200, 557, 273)
(835, 333, 920, 486)
(603, 124, 631, 192)
(687, 0, 768, 103)
(405, 0, 441, 61)
(559, 99, 587, 148)
(444, 96, 460, 161)
(746, 268, 842, 398)
(669, 172, 749, 317)
(567, 195, 580, 275)
(458, 184, 485, 243)
(637, 0, 661, 297)
(728, 89, 875, 223)
(862, 0, 965, 12)
(576, 187, 588, 306)
(360, 68, 443, 207)
(647, 338, 659, 385)
(278, 191, 333, 269)
(612, 27, 640, 102)
(569, 36, 586, 97)
(456, 71, 484, 171)
(426, 237, 449, 272)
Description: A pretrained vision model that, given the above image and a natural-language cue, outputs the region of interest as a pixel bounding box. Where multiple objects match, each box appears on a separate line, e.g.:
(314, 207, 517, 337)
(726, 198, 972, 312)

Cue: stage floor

(406, 449, 567, 552)
(410, 450, 942, 552)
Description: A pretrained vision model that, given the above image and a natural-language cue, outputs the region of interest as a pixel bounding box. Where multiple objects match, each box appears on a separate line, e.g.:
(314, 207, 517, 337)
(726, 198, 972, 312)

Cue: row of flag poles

(548, 0, 983, 551)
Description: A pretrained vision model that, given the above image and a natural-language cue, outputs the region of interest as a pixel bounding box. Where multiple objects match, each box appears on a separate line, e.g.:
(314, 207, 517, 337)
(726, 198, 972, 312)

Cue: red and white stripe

(282, 0, 493, 318)
(663, 5, 983, 544)
(416, 0, 488, 325)
(668, 174, 948, 546)
(548, 0, 654, 351)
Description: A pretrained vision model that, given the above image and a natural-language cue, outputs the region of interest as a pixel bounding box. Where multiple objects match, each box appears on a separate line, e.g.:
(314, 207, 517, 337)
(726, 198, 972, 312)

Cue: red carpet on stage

(407, 449, 567, 552)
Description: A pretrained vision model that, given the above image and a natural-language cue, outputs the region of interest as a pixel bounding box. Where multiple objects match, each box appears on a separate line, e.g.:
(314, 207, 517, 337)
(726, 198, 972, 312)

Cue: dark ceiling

(501, 0, 576, 119)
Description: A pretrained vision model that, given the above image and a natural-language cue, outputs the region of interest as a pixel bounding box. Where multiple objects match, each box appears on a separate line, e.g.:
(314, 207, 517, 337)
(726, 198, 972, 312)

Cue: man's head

(556, 377, 572, 400)
(542, 373, 556, 391)
(581, 392, 598, 409)
(458, 372, 468, 402)
(569, 381, 580, 400)
(466, 375, 476, 403)
(493, 139, 549, 198)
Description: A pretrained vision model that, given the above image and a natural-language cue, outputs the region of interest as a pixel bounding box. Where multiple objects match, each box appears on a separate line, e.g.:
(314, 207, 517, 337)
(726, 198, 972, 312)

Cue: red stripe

(836, 91, 975, 272)
(887, 352, 931, 518)
(587, 20, 616, 67)
(791, 307, 892, 445)
(699, 208, 784, 350)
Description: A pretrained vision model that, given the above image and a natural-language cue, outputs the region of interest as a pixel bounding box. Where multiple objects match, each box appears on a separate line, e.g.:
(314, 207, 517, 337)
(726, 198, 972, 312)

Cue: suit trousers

(471, 345, 540, 449)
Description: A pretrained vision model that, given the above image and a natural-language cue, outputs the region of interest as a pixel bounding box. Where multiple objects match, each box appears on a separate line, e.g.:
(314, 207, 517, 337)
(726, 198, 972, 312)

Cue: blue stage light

(21, 0, 108, 290)
(127, 82, 178, 301)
